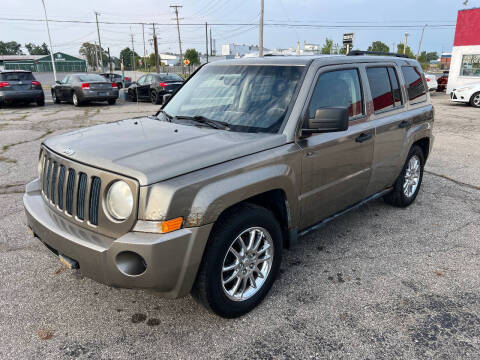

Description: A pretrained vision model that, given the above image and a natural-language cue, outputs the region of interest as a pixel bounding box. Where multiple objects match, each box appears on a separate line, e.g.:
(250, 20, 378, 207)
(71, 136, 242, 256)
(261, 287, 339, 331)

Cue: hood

(44, 117, 287, 185)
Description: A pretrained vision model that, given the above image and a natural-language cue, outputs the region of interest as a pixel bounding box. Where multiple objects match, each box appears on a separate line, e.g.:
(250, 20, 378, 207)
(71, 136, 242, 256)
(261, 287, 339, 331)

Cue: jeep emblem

(62, 146, 75, 156)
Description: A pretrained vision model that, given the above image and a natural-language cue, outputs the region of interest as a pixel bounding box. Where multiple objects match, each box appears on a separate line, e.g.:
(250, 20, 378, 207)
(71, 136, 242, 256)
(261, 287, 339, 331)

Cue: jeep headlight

(106, 181, 133, 220)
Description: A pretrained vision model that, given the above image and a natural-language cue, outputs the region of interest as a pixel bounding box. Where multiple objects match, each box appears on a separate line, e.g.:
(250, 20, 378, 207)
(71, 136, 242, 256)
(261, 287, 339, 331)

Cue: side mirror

(303, 107, 349, 134)
(55, 80, 61, 84)
(162, 94, 172, 105)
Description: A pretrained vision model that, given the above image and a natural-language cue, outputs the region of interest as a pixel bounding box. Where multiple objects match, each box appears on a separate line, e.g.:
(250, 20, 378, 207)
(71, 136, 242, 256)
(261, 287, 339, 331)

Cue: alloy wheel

(221, 227, 274, 301)
(403, 155, 421, 198)
(473, 94, 480, 107)
(73, 93, 78, 106)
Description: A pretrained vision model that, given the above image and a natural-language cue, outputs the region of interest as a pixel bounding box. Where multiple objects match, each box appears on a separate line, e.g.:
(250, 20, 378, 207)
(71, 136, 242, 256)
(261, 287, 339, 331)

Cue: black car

(51, 73, 119, 106)
(100, 73, 132, 89)
(0, 70, 44, 107)
(127, 73, 184, 104)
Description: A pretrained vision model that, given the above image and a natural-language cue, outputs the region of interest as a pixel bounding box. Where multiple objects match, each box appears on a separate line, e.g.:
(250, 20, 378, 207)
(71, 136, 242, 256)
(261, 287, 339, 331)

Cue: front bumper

(450, 90, 470, 103)
(24, 179, 212, 298)
(0, 90, 44, 104)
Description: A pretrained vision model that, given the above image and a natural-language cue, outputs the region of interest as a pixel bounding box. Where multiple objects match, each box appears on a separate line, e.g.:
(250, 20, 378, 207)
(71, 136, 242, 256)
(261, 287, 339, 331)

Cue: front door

(138, 74, 152, 99)
(298, 66, 375, 230)
(59, 75, 71, 100)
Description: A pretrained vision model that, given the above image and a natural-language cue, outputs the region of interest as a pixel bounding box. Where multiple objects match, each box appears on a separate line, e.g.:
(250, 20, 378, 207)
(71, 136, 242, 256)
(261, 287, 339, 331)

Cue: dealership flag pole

(41, 0, 57, 82)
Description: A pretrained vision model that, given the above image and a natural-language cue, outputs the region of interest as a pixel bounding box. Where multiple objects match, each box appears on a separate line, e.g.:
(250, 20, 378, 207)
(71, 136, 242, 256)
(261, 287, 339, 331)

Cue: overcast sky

(0, 0, 475, 58)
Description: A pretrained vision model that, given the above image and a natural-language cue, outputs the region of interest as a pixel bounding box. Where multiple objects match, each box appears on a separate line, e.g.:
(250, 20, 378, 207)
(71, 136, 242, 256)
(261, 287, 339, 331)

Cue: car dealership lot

(0, 94, 479, 359)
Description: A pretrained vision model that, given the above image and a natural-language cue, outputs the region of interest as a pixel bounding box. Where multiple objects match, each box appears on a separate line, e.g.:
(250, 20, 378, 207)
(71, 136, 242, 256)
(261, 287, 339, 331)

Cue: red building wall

(454, 8, 480, 46)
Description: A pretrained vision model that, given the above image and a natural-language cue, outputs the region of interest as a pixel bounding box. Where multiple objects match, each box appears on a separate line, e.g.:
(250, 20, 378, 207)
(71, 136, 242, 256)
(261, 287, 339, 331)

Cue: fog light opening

(115, 251, 147, 276)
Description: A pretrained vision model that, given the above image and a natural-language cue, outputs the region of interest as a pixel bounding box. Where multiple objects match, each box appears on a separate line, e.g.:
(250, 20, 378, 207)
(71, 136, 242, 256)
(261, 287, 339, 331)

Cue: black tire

(52, 90, 60, 104)
(469, 91, 480, 108)
(107, 99, 116, 105)
(192, 203, 283, 318)
(37, 98, 45, 106)
(150, 90, 160, 104)
(127, 89, 136, 101)
(384, 145, 425, 207)
(72, 92, 81, 107)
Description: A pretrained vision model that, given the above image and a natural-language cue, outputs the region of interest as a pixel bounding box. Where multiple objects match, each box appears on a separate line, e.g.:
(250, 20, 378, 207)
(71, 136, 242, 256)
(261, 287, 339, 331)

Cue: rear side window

(388, 68, 403, 107)
(308, 69, 363, 119)
(401, 66, 427, 103)
(367, 67, 404, 112)
(0, 72, 34, 81)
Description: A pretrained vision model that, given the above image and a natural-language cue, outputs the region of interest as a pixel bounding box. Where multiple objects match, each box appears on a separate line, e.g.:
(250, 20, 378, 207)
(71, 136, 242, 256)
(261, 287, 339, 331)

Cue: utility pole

(142, 23, 147, 71)
(41, 0, 57, 81)
(170, 5, 183, 65)
(403, 32, 409, 55)
(210, 28, 213, 56)
(108, 47, 112, 74)
(416, 24, 427, 59)
(205, 22, 209, 63)
(94, 11, 103, 71)
(94, 41, 99, 72)
(259, 0, 264, 57)
(131, 33, 135, 73)
(153, 23, 159, 72)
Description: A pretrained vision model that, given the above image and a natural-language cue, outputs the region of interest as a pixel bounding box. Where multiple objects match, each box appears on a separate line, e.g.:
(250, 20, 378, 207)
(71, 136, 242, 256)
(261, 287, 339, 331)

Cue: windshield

(162, 65, 304, 133)
(0, 72, 34, 81)
(75, 74, 106, 82)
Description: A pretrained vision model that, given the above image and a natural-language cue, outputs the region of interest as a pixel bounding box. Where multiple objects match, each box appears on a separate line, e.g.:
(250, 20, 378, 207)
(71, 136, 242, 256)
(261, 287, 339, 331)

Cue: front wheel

(192, 204, 283, 318)
(384, 145, 425, 207)
(470, 92, 480, 108)
(52, 90, 60, 104)
(107, 99, 116, 105)
(151, 90, 160, 104)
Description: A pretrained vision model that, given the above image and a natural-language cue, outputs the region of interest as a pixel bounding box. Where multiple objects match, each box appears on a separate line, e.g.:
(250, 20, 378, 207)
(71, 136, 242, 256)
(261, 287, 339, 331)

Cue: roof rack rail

(347, 50, 410, 58)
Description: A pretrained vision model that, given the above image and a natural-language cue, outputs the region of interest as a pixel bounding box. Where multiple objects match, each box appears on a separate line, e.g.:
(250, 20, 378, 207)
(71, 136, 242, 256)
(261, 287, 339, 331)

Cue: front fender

(186, 164, 298, 227)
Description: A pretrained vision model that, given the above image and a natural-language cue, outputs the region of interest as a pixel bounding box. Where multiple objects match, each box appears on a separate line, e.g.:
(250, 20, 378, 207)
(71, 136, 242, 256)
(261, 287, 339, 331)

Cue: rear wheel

(52, 90, 60, 104)
(107, 99, 116, 105)
(72, 92, 81, 106)
(192, 204, 283, 318)
(470, 92, 480, 108)
(384, 145, 425, 207)
(37, 98, 45, 106)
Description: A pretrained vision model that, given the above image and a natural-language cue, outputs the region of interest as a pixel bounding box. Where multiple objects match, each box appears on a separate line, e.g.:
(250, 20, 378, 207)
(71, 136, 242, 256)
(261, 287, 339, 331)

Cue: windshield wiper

(173, 115, 230, 130)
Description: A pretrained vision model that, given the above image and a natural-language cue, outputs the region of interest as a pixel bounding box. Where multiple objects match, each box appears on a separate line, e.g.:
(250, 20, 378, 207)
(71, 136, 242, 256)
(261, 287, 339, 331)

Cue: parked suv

(24, 53, 433, 317)
(0, 70, 44, 107)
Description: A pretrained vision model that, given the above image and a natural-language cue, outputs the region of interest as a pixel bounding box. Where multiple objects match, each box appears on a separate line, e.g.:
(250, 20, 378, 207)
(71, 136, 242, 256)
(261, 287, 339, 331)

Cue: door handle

(355, 132, 372, 143)
(398, 120, 411, 128)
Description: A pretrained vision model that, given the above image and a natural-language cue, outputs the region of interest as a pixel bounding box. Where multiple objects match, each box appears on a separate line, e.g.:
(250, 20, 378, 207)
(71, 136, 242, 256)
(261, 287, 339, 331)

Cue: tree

(184, 48, 200, 65)
(119, 47, 140, 70)
(396, 44, 415, 58)
(367, 41, 390, 53)
(426, 52, 438, 62)
(0, 41, 23, 55)
(321, 38, 333, 54)
(79, 42, 108, 70)
(25, 42, 49, 55)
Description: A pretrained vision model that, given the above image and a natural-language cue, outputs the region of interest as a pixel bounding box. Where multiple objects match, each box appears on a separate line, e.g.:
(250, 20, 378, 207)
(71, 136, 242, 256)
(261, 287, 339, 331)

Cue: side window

(62, 75, 71, 84)
(401, 66, 427, 103)
(308, 68, 363, 119)
(366, 67, 394, 112)
(388, 67, 403, 107)
(145, 74, 153, 84)
(137, 76, 145, 85)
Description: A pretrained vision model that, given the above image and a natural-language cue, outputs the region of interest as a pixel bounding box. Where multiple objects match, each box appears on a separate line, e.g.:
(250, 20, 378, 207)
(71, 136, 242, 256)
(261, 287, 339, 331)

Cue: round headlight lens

(106, 181, 133, 220)
(38, 157, 44, 179)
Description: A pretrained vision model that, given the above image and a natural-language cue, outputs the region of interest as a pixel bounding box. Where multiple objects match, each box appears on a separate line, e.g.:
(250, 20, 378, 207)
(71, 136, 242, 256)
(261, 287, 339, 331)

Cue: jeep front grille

(39, 146, 138, 238)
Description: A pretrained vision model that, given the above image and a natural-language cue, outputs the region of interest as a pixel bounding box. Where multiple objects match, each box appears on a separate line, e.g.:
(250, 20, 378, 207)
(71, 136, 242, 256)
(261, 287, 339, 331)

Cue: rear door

(298, 64, 375, 229)
(364, 64, 420, 196)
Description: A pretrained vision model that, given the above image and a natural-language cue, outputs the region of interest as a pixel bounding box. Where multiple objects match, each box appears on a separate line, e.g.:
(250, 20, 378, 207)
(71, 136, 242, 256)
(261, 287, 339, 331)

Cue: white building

(446, 8, 480, 93)
(221, 44, 261, 57)
(158, 53, 180, 66)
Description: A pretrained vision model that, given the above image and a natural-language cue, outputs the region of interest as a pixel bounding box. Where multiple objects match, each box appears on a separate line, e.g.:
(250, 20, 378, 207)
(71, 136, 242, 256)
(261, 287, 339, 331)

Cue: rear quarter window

(401, 66, 427, 104)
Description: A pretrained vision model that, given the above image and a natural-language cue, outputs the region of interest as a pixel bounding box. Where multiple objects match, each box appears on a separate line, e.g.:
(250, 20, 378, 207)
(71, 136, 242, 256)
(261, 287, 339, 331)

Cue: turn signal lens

(160, 217, 183, 233)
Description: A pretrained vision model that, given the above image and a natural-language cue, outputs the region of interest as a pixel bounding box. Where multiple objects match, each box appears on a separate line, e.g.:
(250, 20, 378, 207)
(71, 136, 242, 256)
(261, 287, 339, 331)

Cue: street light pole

(403, 32, 409, 55)
(40, 0, 57, 82)
(416, 24, 427, 59)
(95, 11, 103, 72)
(259, 0, 264, 57)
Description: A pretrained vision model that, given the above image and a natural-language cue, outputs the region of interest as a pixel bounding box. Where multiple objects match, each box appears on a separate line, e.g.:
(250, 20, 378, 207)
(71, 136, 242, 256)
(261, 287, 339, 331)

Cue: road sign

(184, 59, 190, 66)
(343, 33, 354, 46)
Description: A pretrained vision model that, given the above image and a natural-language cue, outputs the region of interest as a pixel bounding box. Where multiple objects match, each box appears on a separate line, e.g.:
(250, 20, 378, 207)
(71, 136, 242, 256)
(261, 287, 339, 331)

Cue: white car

(450, 82, 480, 108)
(425, 74, 438, 91)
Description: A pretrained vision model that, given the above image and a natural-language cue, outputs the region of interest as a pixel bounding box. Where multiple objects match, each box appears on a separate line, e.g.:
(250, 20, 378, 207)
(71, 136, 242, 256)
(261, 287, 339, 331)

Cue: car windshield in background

(0, 72, 34, 81)
(76, 74, 107, 82)
(162, 65, 304, 133)
(158, 74, 183, 82)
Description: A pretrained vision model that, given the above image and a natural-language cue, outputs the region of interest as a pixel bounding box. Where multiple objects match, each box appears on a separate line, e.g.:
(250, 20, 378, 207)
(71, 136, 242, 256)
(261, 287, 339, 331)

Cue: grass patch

(0, 156, 17, 163)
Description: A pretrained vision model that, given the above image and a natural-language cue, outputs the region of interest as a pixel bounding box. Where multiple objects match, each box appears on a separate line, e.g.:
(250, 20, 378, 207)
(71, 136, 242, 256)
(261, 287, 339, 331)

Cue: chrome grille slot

(77, 173, 88, 220)
(57, 165, 66, 210)
(45, 159, 52, 199)
(50, 162, 58, 204)
(66, 169, 76, 215)
(89, 176, 101, 225)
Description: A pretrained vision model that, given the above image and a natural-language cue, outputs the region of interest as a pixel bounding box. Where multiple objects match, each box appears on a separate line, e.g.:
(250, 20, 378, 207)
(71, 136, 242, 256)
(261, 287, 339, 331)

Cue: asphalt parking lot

(0, 93, 479, 359)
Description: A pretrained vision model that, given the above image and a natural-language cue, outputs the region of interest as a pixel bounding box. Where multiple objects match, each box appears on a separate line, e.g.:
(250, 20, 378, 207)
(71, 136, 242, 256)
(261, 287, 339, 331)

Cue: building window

(460, 54, 480, 77)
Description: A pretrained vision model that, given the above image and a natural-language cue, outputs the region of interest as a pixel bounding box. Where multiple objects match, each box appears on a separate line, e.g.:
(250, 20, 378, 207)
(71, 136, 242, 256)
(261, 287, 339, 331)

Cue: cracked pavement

(0, 93, 479, 359)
